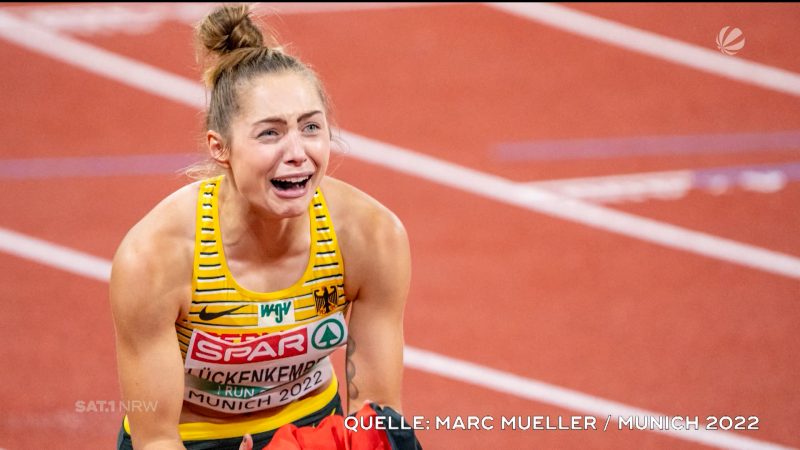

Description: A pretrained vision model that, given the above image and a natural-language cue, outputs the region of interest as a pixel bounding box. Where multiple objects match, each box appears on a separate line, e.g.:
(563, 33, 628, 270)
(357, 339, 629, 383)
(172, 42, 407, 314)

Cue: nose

(283, 130, 307, 166)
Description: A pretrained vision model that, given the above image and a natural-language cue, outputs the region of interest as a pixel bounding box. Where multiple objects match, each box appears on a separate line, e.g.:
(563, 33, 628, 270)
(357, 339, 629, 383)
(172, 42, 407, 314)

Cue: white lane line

(0, 227, 791, 450)
(526, 169, 694, 203)
(405, 347, 792, 450)
(0, 11, 205, 108)
(341, 132, 800, 279)
(526, 161, 800, 202)
(0, 2, 455, 36)
(0, 227, 110, 282)
(1, 10, 799, 280)
(488, 3, 800, 98)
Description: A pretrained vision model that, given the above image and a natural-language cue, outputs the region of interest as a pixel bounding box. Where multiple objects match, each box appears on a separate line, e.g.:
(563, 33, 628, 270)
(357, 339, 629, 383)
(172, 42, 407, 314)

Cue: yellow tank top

(176, 175, 348, 417)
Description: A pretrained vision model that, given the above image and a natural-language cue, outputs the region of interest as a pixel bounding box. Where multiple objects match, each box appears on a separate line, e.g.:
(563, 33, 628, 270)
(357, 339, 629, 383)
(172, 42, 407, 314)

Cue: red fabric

(263, 403, 392, 450)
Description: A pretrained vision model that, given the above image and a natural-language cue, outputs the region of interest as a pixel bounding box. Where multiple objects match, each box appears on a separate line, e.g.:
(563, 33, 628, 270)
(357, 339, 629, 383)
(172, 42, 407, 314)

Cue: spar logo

(258, 300, 295, 327)
(716, 26, 745, 55)
(311, 317, 345, 350)
(188, 328, 306, 364)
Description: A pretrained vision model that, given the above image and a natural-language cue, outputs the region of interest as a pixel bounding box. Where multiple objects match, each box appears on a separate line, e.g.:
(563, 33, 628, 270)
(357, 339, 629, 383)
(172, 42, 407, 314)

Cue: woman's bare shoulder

(320, 176, 406, 240)
(110, 180, 202, 317)
(320, 177, 409, 297)
(114, 181, 200, 259)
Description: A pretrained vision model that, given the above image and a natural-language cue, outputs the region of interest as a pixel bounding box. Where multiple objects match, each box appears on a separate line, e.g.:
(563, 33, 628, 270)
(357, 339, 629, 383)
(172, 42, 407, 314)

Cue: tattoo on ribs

(346, 335, 359, 400)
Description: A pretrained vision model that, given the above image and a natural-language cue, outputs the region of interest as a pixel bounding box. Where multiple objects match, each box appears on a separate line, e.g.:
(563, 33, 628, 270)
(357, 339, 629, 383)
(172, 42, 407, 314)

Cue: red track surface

(0, 3, 798, 449)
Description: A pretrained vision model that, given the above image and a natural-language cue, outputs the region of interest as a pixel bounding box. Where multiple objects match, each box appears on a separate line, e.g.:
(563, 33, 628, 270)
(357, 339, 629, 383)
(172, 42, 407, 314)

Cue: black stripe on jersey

(188, 321, 254, 328)
(304, 274, 343, 285)
(313, 262, 339, 269)
(316, 251, 336, 257)
(199, 252, 218, 256)
(317, 227, 330, 232)
(197, 276, 226, 281)
(188, 311, 252, 317)
(198, 263, 221, 268)
(176, 322, 194, 333)
(203, 203, 212, 208)
(317, 239, 334, 244)
(200, 240, 216, 244)
(194, 288, 237, 293)
(189, 299, 245, 304)
(201, 228, 215, 232)
(202, 215, 213, 220)
(313, 203, 322, 207)
(280, 293, 313, 302)
(176, 328, 192, 340)
(189, 292, 310, 304)
(315, 215, 326, 220)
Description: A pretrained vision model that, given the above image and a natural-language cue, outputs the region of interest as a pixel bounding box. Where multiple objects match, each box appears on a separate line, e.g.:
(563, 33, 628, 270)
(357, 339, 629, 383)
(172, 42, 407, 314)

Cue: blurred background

(0, 3, 798, 449)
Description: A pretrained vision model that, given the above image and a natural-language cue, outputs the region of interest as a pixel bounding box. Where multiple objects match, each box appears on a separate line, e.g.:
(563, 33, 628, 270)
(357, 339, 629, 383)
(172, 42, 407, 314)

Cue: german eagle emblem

(314, 286, 338, 315)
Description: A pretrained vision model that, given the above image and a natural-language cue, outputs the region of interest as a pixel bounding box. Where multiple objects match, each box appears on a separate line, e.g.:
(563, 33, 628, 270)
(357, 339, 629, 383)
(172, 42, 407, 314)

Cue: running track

(0, 3, 798, 449)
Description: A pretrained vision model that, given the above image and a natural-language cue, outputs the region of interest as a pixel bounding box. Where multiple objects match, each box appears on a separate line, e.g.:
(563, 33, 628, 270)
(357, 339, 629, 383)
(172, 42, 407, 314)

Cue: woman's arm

(110, 220, 191, 449)
(344, 207, 411, 415)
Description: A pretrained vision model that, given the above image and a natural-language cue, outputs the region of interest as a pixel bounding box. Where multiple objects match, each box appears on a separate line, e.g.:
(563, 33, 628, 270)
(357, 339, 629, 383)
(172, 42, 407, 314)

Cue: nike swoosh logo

(198, 305, 245, 321)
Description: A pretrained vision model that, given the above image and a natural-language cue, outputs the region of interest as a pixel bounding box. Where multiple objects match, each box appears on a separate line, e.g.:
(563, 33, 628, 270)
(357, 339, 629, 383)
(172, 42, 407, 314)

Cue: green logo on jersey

(260, 301, 292, 323)
(311, 318, 345, 350)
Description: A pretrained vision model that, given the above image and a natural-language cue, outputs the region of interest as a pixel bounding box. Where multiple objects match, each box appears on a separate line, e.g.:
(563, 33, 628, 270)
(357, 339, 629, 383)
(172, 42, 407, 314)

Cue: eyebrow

(253, 110, 323, 126)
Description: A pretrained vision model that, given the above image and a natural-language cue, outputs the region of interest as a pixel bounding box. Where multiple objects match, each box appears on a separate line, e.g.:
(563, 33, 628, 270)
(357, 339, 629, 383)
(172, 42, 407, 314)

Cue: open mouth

(270, 175, 312, 191)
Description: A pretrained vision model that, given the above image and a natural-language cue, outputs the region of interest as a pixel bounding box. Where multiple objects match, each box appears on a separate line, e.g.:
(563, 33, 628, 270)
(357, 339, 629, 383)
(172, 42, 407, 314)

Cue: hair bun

(198, 4, 264, 54)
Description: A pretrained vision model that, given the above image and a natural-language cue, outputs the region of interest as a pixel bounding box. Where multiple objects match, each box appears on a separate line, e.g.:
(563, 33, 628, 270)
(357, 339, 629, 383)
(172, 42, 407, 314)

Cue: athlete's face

(224, 72, 330, 217)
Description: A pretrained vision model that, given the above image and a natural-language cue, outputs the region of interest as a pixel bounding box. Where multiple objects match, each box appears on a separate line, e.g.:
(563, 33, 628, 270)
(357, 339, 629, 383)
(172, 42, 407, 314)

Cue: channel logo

(716, 26, 745, 55)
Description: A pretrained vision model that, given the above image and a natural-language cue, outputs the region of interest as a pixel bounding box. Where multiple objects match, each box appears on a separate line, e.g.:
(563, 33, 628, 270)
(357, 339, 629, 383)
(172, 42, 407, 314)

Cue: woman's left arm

(344, 209, 411, 415)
